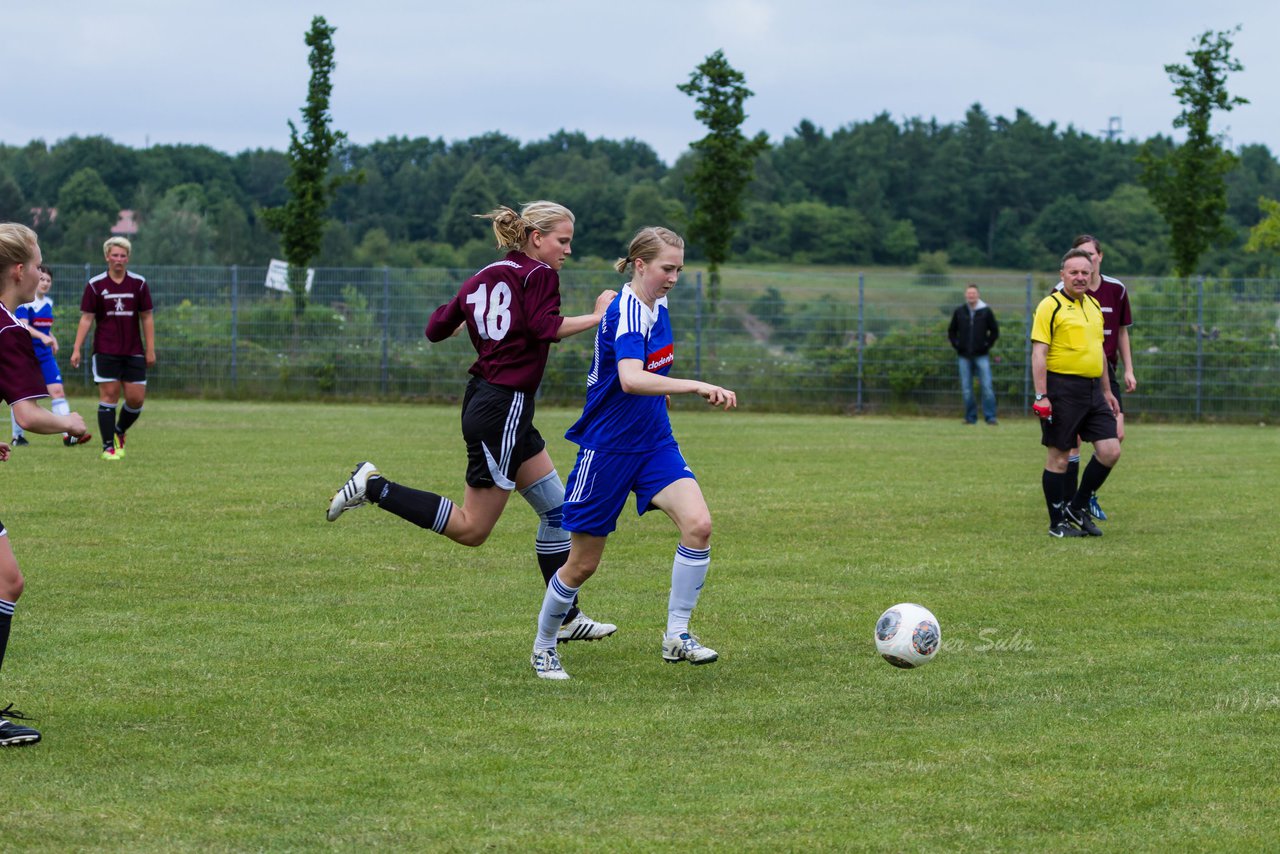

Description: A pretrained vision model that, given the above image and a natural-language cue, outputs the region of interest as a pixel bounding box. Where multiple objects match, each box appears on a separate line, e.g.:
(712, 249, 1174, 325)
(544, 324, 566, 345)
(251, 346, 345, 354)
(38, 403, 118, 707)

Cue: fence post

(1024, 273, 1033, 415)
(381, 266, 391, 395)
(856, 272, 865, 414)
(694, 271, 703, 381)
(1195, 275, 1205, 420)
(230, 265, 239, 392)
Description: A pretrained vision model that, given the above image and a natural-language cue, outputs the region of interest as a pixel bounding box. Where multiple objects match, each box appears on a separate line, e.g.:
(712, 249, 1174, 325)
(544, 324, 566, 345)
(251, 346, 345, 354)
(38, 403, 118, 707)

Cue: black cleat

(1048, 521, 1086, 538)
(1064, 504, 1103, 537)
(11, 436, 29, 447)
(0, 704, 41, 746)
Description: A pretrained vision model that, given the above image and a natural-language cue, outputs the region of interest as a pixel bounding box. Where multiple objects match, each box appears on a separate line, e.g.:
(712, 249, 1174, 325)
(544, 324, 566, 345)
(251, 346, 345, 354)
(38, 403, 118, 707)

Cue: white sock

(534, 571, 579, 651)
(10, 408, 20, 440)
(667, 544, 711, 637)
(51, 397, 69, 435)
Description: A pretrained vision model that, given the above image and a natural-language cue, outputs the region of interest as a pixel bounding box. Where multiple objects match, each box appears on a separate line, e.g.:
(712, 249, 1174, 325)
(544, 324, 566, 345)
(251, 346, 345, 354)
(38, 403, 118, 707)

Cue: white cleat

(662, 632, 719, 665)
(531, 648, 570, 680)
(327, 461, 379, 522)
(556, 611, 618, 644)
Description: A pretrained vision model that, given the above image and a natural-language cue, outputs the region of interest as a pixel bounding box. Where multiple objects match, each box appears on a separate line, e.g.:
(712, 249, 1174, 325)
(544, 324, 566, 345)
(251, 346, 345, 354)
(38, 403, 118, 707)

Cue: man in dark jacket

(948, 284, 1000, 424)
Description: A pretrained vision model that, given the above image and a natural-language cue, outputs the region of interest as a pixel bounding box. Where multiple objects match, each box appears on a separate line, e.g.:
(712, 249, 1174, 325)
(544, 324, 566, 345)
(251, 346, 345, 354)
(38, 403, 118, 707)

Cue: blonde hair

(103, 236, 132, 257)
(0, 222, 39, 277)
(474, 201, 574, 251)
(613, 226, 685, 275)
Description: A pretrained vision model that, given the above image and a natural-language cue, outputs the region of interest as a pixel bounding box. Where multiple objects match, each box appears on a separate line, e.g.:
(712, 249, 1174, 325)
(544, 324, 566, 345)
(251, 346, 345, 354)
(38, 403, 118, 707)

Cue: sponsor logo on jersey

(646, 344, 674, 372)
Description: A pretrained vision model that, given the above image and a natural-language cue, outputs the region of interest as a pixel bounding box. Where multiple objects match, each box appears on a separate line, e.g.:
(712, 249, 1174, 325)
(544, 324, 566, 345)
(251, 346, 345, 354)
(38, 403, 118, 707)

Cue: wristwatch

(1034, 393, 1046, 401)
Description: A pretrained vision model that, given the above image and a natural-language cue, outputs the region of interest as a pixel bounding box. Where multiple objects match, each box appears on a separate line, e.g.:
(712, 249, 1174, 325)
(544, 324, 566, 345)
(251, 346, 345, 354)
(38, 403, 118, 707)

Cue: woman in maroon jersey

(0, 223, 88, 746)
(328, 201, 620, 643)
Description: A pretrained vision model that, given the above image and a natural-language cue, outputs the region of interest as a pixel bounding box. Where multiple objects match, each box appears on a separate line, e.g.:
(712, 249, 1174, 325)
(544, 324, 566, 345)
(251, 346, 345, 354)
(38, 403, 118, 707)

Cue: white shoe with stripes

(556, 611, 618, 644)
(327, 461, 379, 522)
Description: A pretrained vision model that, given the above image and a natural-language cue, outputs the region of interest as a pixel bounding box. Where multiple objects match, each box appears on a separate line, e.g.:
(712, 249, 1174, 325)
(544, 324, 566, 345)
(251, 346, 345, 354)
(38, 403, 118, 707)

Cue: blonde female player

(529, 226, 737, 680)
(328, 201, 619, 643)
(0, 223, 89, 745)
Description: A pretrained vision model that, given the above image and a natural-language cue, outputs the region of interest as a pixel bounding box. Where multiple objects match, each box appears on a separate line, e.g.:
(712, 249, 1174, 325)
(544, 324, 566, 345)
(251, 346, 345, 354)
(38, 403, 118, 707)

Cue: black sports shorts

(92, 353, 147, 384)
(459, 377, 545, 490)
(1041, 371, 1118, 451)
(1106, 361, 1124, 414)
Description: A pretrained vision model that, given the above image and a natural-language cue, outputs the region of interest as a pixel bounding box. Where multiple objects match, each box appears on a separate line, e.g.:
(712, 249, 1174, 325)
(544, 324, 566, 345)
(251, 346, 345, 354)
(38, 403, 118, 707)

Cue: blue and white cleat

(662, 632, 719, 665)
(1088, 493, 1108, 521)
(531, 648, 570, 680)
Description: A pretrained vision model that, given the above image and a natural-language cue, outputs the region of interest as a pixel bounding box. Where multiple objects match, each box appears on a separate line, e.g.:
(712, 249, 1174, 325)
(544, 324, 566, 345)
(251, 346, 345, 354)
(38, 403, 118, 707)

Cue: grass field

(4, 400, 1278, 851)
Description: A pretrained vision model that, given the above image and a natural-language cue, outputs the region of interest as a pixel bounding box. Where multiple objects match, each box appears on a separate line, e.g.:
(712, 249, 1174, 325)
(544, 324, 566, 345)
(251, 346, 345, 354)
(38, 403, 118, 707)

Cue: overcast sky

(7, 0, 1278, 165)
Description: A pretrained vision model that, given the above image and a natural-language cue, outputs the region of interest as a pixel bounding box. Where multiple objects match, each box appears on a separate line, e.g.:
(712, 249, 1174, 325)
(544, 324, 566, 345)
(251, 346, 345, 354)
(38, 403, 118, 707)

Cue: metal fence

(44, 263, 1280, 421)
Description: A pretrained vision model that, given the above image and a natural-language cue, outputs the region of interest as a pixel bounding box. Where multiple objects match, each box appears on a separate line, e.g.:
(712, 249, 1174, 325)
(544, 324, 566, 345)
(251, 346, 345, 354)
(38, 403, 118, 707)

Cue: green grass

(4, 401, 1279, 851)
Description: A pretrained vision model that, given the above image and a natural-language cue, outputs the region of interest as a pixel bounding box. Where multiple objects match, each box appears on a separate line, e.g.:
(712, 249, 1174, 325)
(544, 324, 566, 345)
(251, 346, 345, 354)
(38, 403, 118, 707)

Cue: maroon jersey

(425, 251, 565, 393)
(0, 303, 49, 406)
(81, 270, 153, 356)
(1092, 274, 1133, 365)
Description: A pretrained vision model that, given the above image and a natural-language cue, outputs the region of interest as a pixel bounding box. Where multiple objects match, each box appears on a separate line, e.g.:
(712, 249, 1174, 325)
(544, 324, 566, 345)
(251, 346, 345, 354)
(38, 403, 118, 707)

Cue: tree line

(3, 105, 1278, 277)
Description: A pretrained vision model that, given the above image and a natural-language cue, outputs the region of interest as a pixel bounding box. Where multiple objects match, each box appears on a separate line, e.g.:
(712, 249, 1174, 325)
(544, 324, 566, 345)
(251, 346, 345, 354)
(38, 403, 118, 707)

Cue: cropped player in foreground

(0, 223, 89, 745)
(328, 202, 619, 643)
(1031, 248, 1121, 538)
(9, 265, 92, 448)
(70, 237, 155, 461)
(530, 227, 737, 680)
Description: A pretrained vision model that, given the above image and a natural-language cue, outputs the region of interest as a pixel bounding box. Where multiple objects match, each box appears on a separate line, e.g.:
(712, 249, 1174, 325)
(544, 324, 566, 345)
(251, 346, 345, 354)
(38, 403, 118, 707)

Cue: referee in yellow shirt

(1030, 248, 1121, 537)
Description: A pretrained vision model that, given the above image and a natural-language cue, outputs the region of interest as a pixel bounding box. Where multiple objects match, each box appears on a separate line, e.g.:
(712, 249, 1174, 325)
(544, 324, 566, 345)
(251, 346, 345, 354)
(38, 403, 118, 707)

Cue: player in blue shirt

(10, 266, 91, 448)
(529, 227, 737, 680)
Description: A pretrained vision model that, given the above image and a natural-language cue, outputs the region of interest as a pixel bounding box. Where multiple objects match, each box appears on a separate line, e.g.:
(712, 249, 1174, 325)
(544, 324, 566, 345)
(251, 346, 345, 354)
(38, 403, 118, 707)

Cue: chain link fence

(43, 263, 1280, 422)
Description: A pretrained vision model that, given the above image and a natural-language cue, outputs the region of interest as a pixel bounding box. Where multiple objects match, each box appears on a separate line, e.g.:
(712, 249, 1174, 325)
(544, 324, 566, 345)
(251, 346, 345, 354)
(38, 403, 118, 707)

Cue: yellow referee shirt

(1031, 291, 1105, 378)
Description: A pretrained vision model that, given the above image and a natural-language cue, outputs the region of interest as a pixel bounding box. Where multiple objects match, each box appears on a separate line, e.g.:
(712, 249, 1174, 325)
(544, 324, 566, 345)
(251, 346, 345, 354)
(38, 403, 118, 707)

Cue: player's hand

(0, 442, 10, 462)
(593, 289, 618, 318)
(1032, 398, 1052, 420)
(65, 413, 87, 438)
(70, 349, 81, 368)
(146, 351, 157, 367)
(1125, 371, 1137, 393)
(1104, 392, 1120, 418)
(47, 334, 59, 354)
(697, 384, 737, 410)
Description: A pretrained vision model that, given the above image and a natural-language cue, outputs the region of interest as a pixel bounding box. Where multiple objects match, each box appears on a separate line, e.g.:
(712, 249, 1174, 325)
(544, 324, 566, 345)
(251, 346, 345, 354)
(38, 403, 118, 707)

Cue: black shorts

(460, 377, 545, 490)
(1041, 371, 1118, 451)
(1107, 362, 1124, 414)
(93, 353, 147, 384)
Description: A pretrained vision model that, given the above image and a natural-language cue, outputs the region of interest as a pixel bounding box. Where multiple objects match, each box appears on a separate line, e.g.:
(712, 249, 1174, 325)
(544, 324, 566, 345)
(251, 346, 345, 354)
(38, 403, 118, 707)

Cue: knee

(682, 513, 713, 549)
(0, 567, 24, 601)
(561, 558, 599, 588)
(1098, 445, 1122, 467)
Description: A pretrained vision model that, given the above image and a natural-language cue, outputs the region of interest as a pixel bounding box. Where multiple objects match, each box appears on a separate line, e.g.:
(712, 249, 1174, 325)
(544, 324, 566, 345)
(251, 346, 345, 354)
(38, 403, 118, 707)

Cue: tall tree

(263, 15, 350, 313)
(677, 50, 769, 311)
(1139, 27, 1249, 278)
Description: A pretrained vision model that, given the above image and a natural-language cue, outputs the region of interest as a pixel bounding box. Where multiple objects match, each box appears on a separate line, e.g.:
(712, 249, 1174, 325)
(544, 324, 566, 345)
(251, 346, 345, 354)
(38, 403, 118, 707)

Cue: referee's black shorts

(459, 377, 546, 490)
(1041, 371, 1118, 451)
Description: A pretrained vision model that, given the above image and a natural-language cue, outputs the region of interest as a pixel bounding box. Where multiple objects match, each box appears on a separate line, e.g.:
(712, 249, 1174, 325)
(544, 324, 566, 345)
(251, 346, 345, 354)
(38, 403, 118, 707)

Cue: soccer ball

(875, 603, 941, 668)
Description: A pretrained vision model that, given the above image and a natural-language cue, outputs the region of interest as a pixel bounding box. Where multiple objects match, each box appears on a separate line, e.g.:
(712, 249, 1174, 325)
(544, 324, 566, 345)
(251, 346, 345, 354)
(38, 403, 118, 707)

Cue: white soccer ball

(875, 603, 941, 668)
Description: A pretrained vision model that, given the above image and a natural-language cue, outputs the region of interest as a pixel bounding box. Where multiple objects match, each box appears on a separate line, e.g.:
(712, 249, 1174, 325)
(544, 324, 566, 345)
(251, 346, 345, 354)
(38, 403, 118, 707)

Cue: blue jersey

(16, 295, 54, 358)
(566, 285, 675, 453)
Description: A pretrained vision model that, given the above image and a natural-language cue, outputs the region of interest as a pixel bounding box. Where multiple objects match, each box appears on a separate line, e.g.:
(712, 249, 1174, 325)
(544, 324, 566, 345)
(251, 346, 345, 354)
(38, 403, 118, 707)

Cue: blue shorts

(562, 440, 696, 537)
(36, 349, 62, 386)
